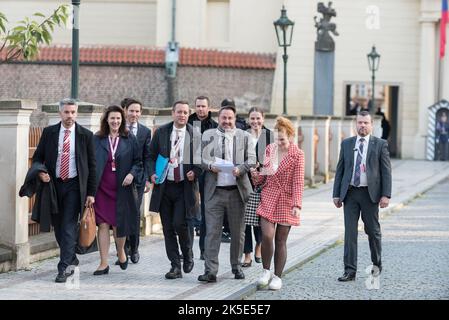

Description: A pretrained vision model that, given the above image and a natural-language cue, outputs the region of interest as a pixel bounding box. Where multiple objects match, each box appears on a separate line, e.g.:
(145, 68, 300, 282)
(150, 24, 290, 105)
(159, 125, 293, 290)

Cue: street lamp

(274, 6, 294, 116)
(367, 45, 380, 114)
(71, 0, 80, 100)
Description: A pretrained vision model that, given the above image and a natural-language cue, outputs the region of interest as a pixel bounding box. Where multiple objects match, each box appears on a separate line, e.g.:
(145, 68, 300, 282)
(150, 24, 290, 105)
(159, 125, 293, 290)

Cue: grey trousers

(343, 186, 382, 273)
(204, 188, 246, 275)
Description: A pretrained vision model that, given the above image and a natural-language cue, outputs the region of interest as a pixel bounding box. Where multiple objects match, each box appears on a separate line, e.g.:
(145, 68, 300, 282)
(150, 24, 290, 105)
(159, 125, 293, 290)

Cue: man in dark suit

(149, 100, 202, 279)
(188, 95, 218, 260)
(32, 98, 96, 283)
(121, 98, 152, 264)
(333, 111, 392, 282)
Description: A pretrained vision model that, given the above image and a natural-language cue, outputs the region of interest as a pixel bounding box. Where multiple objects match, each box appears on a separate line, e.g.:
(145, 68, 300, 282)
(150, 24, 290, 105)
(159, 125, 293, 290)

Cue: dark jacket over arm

(19, 162, 58, 232)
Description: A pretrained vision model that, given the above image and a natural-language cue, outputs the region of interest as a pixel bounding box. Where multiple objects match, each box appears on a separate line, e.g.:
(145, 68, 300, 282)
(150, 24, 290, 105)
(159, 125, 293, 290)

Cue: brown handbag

(79, 206, 97, 247)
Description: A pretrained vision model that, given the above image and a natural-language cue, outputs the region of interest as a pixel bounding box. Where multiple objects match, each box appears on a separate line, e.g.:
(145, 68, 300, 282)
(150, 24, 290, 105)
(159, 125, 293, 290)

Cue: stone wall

(0, 63, 274, 126)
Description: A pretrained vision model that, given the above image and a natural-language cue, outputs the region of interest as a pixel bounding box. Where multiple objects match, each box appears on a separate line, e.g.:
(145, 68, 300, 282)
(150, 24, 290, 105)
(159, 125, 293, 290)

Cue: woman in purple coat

(93, 105, 142, 275)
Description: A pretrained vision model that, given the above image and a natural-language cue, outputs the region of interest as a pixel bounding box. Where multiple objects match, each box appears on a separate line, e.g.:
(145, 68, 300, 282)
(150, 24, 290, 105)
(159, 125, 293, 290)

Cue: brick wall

(0, 63, 274, 126)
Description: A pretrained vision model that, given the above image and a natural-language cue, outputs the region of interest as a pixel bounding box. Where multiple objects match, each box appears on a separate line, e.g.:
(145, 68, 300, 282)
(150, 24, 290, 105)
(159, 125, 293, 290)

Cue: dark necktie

(221, 136, 226, 160)
(353, 138, 365, 186)
(174, 130, 181, 183)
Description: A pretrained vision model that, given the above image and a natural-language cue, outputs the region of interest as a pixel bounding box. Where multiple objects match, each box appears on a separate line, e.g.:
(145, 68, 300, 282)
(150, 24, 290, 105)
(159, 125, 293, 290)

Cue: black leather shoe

(254, 257, 262, 263)
(372, 265, 382, 275)
(165, 267, 182, 279)
(93, 266, 109, 276)
(198, 272, 217, 283)
(338, 272, 356, 282)
(183, 259, 194, 273)
(232, 268, 245, 279)
(55, 270, 74, 283)
(71, 256, 79, 266)
(119, 257, 128, 270)
(130, 251, 140, 264)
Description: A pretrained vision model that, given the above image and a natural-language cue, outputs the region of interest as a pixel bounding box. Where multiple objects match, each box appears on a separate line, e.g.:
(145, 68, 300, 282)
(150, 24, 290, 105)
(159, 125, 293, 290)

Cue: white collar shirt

(351, 134, 370, 187)
(167, 125, 186, 181)
(127, 122, 138, 136)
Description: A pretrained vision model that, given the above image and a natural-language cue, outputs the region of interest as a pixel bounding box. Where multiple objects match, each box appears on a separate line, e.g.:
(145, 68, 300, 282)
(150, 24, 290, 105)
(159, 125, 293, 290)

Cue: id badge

(169, 158, 178, 168)
(111, 160, 116, 172)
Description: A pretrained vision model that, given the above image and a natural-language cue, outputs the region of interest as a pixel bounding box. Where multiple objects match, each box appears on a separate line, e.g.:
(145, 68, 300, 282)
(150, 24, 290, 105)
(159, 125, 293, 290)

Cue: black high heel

(93, 266, 109, 275)
(119, 257, 128, 270)
(242, 260, 252, 268)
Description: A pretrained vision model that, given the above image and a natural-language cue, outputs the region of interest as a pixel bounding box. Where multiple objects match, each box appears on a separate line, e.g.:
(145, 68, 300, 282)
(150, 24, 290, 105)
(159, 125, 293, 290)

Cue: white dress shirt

(56, 123, 78, 178)
(351, 134, 370, 187)
(216, 133, 237, 186)
(167, 125, 186, 181)
(127, 122, 138, 136)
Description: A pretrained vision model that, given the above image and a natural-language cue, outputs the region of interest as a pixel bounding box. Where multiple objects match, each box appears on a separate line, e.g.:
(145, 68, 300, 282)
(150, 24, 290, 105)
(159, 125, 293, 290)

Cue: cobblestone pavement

(0, 160, 448, 300)
(245, 179, 449, 300)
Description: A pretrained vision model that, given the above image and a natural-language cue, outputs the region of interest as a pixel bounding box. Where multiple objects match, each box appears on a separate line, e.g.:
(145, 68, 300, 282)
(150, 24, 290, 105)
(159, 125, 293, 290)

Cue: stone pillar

(329, 117, 342, 172)
(300, 117, 316, 185)
(341, 116, 356, 141)
(42, 101, 105, 133)
(313, 52, 335, 115)
(263, 114, 277, 131)
(372, 115, 382, 138)
(139, 110, 156, 235)
(0, 100, 36, 270)
(315, 116, 331, 182)
(416, 17, 437, 159)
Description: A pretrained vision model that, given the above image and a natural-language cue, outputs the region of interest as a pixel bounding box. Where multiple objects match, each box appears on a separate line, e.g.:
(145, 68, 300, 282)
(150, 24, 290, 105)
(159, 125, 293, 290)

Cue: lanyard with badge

(109, 136, 119, 172)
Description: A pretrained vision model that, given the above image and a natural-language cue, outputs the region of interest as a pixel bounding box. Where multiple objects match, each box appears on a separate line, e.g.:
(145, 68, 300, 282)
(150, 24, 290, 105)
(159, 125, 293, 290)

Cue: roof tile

(1, 45, 276, 69)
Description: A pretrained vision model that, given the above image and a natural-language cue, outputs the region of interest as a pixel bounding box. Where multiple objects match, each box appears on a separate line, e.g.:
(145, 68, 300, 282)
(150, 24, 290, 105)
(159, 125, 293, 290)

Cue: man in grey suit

(198, 104, 256, 282)
(333, 111, 392, 281)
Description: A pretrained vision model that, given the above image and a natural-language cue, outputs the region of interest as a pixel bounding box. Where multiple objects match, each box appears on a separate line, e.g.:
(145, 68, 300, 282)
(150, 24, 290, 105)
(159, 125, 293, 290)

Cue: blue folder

(155, 154, 169, 184)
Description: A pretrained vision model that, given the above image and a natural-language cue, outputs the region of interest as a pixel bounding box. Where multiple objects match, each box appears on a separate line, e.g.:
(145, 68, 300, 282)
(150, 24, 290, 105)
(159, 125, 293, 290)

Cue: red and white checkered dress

(252, 143, 305, 226)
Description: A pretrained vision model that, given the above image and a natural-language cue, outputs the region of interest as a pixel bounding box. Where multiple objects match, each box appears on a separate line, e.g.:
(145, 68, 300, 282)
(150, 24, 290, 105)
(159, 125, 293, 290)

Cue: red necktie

(174, 130, 181, 183)
(60, 129, 70, 180)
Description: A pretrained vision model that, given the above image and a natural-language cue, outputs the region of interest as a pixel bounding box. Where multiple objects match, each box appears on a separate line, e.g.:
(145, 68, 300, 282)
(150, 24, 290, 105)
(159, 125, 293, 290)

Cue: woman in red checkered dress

(250, 116, 304, 290)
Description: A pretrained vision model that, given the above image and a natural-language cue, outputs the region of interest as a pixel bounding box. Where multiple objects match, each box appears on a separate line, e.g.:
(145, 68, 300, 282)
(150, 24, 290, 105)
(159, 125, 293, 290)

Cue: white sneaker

(257, 269, 272, 287)
(268, 275, 282, 290)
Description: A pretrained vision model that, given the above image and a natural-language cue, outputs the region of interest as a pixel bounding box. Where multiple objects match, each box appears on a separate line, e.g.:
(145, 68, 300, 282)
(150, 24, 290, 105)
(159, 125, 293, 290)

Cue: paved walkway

(246, 178, 449, 300)
(0, 160, 448, 300)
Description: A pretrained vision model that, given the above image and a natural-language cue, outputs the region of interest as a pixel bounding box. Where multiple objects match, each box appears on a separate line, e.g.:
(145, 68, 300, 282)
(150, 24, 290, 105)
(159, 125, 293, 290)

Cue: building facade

(0, 0, 447, 159)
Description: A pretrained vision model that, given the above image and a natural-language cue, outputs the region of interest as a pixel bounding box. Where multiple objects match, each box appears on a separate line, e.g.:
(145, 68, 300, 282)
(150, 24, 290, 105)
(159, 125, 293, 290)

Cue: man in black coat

(149, 100, 202, 279)
(188, 96, 218, 260)
(333, 111, 392, 282)
(121, 98, 152, 264)
(32, 98, 96, 283)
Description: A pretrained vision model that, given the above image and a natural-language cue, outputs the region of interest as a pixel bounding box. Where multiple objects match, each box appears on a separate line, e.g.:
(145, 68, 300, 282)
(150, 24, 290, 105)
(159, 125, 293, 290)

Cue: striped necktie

(353, 138, 365, 187)
(60, 129, 70, 180)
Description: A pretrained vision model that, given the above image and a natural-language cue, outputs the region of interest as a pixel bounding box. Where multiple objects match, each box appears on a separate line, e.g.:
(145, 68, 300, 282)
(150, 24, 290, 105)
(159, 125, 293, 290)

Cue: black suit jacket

(149, 122, 202, 219)
(333, 135, 392, 203)
(32, 122, 96, 211)
(134, 122, 152, 186)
